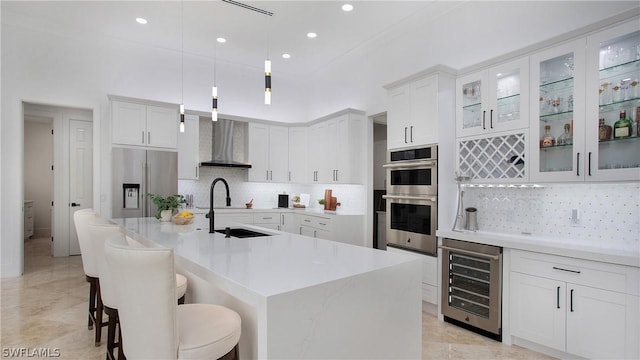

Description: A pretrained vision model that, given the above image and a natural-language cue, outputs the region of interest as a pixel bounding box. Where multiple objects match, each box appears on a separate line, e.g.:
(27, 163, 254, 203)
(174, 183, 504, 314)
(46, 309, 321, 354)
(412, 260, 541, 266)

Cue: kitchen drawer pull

(262, 217, 273, 220)
(404, 127, 408, 143)
(319, 222, 327, 226)
(552, 266, 581, 274)
(588, 152, 592, 176)
(142, 131, 145, 144)
(482, 110, 486, 130)
(148, 131, 151, 144)
(438, 245, 500, 260)
(304, 219, 311, 223)
(490, 109, 494, 129)
(576, 152, 580, 177)
(410, 126, 414, 142)
(556, 286, 561, 309)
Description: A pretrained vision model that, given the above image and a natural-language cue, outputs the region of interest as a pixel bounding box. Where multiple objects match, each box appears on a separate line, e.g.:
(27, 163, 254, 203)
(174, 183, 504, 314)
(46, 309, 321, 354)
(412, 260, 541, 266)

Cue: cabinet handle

(263, 217, 273, 220)
(266, 170, 269, 180)
(148, 131, 151, 144)
(576, 152, 580, 177)
(196, 166, 198, 178)
(304, 219, 311, 223)
(556, 286, 561, 309)
(319, 222, 327, 226)
(482, 111, 486, 130)
(281, 214, 284, 225)
(314, 230, 317, 238)
(299, 227, 303, 235)
(335, 170, 339, 182)
(404, 127, 408, 143)
(490, 109, 494, 129)
(588, 152, 592, 176)
(142, 131, 145, 144)
(552, 266, 581, 274)
(289, 171, 291, 182)
(410, 126, 414, 142)
(570, 289, 574, 312)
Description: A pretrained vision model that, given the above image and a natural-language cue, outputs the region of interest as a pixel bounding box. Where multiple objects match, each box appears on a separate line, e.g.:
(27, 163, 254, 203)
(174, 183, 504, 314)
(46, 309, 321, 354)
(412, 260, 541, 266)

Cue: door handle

(482, 110, 486, 130)
(570, 289, 574, 312)
(410, 126, 414, 142)
(490, 109, 494, 129)
(557, 286, 561, 309)
(404, 127, 408, 143)
(576, 152, 580, 177)
(70, 202, 81, 207)
(588, 152, 592, 176)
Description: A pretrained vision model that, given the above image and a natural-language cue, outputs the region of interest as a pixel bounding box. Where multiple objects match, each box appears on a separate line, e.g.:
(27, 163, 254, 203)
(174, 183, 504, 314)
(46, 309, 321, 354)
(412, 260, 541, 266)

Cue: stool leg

(105, 307, 117, 360)
(87, 276, 97, 330)
(95, 281, 104, 347)
(178, 295, 185, 305)
(116, 313, 126, 360)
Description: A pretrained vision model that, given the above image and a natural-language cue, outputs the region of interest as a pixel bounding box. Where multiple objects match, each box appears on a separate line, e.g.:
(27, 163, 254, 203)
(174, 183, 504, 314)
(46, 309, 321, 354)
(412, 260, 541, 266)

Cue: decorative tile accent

(462, 183, 639, 251)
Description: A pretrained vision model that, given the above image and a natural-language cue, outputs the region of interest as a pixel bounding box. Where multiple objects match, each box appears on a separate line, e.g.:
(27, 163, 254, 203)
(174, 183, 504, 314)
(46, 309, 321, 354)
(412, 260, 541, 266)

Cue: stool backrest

(88, 223, 124, 309)
(73, 209, 107, 277)
(105, 238, 179, 359)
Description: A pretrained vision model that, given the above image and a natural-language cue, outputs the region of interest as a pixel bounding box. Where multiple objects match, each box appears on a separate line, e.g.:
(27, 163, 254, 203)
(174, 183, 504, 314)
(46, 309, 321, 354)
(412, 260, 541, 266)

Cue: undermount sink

(214, 228, 271, 238)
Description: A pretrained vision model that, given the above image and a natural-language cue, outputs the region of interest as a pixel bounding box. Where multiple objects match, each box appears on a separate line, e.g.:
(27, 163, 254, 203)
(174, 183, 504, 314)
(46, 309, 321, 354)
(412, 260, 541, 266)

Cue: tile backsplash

(179, 167, 366, 213)
(461, 182, 639, 251)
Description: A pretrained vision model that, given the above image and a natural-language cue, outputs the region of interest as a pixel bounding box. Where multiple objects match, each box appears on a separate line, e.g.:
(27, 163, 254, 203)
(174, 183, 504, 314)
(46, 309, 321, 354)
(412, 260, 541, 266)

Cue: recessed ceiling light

(282, 53, 291, 59)
(342, 4, 354, 12)
(135, 17, 147, 25)
(216, 37, 226, 43)
(307, 32, 317, 39)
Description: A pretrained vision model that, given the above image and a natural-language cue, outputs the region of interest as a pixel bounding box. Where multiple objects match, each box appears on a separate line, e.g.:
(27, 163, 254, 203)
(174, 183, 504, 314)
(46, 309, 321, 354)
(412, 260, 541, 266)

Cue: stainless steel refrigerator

(111, 148, 178, 219)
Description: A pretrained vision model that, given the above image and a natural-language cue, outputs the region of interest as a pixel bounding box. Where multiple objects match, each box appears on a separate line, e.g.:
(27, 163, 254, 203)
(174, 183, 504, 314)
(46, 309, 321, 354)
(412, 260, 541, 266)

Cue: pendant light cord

(181, 0, 184, 104)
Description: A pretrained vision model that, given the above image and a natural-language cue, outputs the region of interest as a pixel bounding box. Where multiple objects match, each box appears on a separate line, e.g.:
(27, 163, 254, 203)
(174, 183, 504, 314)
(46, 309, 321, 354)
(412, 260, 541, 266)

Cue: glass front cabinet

(585, 21, 640, 181)
(531, 21, 640, 182)
(457, 58, 529, 138)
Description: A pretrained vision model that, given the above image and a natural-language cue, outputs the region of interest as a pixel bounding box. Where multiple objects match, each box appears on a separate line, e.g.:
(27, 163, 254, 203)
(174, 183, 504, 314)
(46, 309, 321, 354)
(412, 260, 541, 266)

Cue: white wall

(24, 120, 53, 237)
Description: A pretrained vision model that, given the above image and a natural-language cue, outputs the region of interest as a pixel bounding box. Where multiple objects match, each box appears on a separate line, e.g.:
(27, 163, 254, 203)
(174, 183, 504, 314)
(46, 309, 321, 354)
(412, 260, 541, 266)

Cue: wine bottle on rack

(613, 110, 632, 139)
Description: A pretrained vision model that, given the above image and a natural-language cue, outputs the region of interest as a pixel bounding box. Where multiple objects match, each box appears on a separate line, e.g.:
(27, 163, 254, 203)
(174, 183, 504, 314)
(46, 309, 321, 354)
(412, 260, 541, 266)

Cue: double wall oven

(383, 145, 438, 256)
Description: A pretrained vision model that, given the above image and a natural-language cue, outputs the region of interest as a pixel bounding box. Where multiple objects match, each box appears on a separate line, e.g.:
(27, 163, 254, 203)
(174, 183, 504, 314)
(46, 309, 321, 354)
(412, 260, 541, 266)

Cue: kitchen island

(112, 217, 422, 359)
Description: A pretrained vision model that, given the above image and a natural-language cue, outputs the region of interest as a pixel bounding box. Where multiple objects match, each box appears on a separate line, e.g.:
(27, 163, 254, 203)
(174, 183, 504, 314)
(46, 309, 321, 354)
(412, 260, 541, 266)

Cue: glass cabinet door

(489, 57, 530, 133)
(530, 38, 586, 182)
(457, 72, 488, 137)
(586, 21, 640, 181)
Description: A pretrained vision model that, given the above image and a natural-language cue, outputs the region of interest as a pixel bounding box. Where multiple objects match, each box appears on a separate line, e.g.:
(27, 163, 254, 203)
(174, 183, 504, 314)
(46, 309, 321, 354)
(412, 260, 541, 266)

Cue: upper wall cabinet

(288, 127, 310, 183)
(530, 20, 640, 182)
(456, 57, 530, 138)
(309, 111, 365, 184)
(386, 72, 455, 150)
(177, 114, 199, 180)
(248, 123, 289, 182)
(111, 100, 178, 149)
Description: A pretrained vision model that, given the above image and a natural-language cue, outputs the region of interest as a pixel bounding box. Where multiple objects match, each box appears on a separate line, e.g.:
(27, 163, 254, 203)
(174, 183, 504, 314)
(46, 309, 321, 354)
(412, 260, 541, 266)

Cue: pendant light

(212, 38, 219, 122)
(264, 59, 271, 105)
(179, 0, 185, 132)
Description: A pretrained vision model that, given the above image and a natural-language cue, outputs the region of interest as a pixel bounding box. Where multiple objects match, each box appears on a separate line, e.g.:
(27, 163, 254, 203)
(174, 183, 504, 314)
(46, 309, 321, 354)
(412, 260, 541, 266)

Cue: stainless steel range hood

(199, 118, 252, 168)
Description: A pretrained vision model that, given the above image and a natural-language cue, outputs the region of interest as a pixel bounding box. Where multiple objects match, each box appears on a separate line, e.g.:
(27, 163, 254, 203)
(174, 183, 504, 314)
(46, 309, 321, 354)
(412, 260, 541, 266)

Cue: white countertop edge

(436, 229, 639, 268)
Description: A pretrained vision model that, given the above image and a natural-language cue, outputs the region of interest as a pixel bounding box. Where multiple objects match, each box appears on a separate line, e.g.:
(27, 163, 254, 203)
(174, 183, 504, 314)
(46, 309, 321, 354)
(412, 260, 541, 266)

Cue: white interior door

(68, 119, 93, 255)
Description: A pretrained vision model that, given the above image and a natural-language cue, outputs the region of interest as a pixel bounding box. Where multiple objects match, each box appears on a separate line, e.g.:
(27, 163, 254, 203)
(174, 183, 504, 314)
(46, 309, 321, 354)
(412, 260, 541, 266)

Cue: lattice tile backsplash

(461, 182, 640, 251)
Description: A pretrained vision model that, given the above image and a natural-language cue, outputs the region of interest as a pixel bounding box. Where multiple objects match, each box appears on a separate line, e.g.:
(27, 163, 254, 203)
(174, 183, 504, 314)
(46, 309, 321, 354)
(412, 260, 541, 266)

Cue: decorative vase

(160, 209, 173, 222)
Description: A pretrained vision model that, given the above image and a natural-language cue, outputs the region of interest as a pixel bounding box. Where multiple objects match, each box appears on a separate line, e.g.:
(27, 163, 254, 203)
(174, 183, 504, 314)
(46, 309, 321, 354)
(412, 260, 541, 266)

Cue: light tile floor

(1, 238, 554, 359)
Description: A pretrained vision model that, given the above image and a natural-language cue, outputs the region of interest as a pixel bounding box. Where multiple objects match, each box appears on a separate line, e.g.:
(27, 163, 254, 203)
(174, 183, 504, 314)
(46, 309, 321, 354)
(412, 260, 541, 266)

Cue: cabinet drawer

(298, 214, 332, 231)
(511, 249, 640, 295)
(214, 214, 254, 228)
(253, 213, 280, 224)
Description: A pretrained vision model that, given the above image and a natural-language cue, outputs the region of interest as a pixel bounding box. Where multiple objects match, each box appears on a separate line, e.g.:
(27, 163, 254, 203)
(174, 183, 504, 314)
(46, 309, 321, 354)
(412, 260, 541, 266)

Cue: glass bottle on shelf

(598, 118, 613, 141)
(540, 124, 555, 148)
(557, 123, 572, 145)
(613, 110, 632, 139)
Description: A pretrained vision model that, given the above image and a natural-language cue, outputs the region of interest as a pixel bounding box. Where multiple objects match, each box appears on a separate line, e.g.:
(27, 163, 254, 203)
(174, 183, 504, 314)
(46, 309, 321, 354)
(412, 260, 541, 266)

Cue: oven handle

(383, 194, 437, 202)
(438, 245, 500, 260)
(382, 160, 436, 168)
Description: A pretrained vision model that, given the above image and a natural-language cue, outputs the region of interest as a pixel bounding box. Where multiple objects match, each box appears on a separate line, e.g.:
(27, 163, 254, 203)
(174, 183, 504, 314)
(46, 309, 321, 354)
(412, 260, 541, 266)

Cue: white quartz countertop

(113, 217, 416, 297)
(436, 229, 639, 268)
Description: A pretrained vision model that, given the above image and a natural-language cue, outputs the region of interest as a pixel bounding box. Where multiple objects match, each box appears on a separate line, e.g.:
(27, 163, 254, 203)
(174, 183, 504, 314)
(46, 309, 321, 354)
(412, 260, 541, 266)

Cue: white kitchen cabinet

(530, 22, 640, 183)
(213, 213, 254, 228)
(308, 110, 365, 184)
(386, 72, 455, 150)
(280, 212, 296, 233)
(456, 57, 529, 138)
(24, 200, 34, 239)
(111, 99, 178, 149)
(288, 127, 309, 183)
(457, 129, 528, 182)
(295, 212, 365, 246)
(584, 21, 640, 181)
(510, 249, 640, 359)
(177, 114, 199, 180)
(248, 123, 289, 182)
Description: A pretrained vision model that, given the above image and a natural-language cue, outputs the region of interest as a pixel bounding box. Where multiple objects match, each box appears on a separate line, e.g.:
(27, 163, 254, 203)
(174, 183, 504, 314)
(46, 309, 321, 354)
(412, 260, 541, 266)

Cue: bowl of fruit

(172, 210, 194, 225)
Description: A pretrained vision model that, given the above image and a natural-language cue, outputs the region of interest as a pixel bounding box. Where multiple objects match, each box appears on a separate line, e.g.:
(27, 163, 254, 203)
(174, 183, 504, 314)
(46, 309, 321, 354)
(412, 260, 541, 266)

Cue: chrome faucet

(206, 177, 231, 233)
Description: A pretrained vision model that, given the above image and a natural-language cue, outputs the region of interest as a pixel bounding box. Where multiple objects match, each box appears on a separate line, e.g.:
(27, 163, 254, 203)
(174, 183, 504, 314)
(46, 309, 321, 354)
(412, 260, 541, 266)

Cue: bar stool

(73, 209, 109, 346)
(90, 223, 191, 360)
(104, 238, 241, 360)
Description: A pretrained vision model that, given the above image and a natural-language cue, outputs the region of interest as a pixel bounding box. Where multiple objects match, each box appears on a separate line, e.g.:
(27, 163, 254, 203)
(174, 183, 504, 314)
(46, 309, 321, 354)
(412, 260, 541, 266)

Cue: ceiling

(2, 1, 450, 76)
